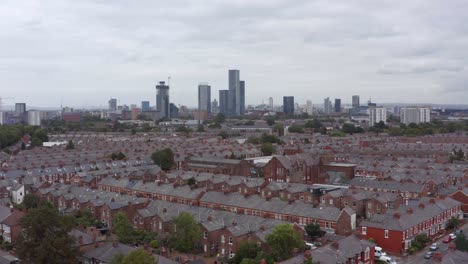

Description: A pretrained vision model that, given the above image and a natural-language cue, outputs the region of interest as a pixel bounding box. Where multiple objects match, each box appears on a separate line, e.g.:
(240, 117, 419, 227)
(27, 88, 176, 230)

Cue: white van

(375, 246, 387, 258)
(378, 256, 397, 264)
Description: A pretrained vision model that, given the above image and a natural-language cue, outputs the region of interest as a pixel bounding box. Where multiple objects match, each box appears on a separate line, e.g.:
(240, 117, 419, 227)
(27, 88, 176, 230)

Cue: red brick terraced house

(358, 197, 462, 254)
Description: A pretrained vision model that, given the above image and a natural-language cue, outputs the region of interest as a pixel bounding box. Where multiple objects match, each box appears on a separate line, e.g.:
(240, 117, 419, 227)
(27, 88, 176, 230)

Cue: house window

(344, 202, 348, 206)
(321, 197, 325, 204)
(367, 202, 372, 209)
(362, 227, 367, 235)
(365, 247, 370, 260)
(221, 235, 225, 243)
(229, 237, 233, 245)
(159, 221, 162, 230)
(326, 222, 331, 229)
(229, 250, 235, 258)
(385, 230, 389, 238)
(352, 202, 356, 207)
(329, 199, 333, 205)
(204, 232, 208, 239)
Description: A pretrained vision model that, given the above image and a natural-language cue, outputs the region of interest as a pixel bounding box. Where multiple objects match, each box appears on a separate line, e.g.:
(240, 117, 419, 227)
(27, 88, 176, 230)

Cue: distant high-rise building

(305, 100, 313, 115)
(211, 99, 219, 114)
(131, 108, 141, 120)
(130, 104, 137, 109)
(141, 101, 150, 112)
(400, 107, 431, 125)
(268, 97, 274, 110)
(15, 103, 26, 116)
(0, 112, 4, 125)
(239, 80, 245, 116)
(28, 111, 41, 126)
(156, 81, 170, 119)
(283, 96, 295, 115)
(228, 69, 240, 116)
(368, 107, 387, 127)
(108, 99, 117, 111)
(334, 99, 341, 113)
(169, 103, 179, 118)
(219, 90, 229, 115)
(352, 95, 360, 109)
(323, 98, 332, 114)
(198, 83, 211, 113)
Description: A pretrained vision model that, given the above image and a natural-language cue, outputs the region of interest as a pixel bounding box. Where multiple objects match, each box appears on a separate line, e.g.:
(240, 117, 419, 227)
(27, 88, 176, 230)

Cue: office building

(141, 101, 150, 112)
(268, 97, 274, 110)
(108, 99, 117, 112)
(28, 111, 41, 126)
(0, 112, 4, 125)
(219, 90, 229, 115)
(400, 107, 431, 125)
(368, 107, 387, 127)
(228, 69, 240, 116)
(169, 103, 178, 118)
(239, 80, 245, 116)
(352, 95, 360, 109)
(198, 83, 211, 113)
(15, 103, 26, 116)
(335, 99, 341, 113)
(156, 81, 170, 119)
(283, 96, 295, 115)
(324, 98, 332, 114)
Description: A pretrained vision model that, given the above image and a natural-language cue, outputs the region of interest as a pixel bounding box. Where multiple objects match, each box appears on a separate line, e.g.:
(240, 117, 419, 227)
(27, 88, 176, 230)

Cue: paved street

(393, 223, 467, 264)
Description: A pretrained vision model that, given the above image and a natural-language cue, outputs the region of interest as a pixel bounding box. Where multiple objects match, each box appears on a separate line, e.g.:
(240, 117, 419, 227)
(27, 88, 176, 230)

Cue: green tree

(122, 249, 155, 264)
(215, 113, 226, 124)
(74, 209, 99, 228)
(273, 124, 284, 136)
(246, 136, 261, 144)
(232, 242, 260, 264)
(151, 148, 175, 171)
(113, 212, 138, 244)
(173, 212, 202, 252)
(110, 254, 125, 264)
(288, 125, 304, 134)
(65, 140, 75, 150)
(342, 123, 356, 134)
(261, 134, 281, 144)
(304, 223, 323, 238)
(446, 216, 460, 230)
(261, 143, 275, 156)
(196, 125, 205, 132)
(304, 119, 322, 129)
(15, 206, 79, 264)
(455, 234, 468, 252)
(22, 193, 41, 210)
(266, 118, 276, 126)
(266, 224, 303, 261)
(187, 177, 196, 186)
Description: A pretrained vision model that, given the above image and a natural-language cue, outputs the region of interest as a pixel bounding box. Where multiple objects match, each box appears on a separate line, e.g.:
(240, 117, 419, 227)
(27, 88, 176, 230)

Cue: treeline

(387, 120, 468, 136)
(0, 125, 48, 149)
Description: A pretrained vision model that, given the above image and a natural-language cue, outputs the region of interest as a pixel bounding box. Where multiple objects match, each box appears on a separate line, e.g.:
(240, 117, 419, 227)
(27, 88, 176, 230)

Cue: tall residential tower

(156, 81, 170, 119)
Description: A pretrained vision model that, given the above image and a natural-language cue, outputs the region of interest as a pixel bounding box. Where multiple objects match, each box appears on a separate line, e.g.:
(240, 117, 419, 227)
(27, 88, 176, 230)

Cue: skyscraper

(283, 96, 295, 115)
(305, 100, 313, 115)
(108, 99, 117, 111)
(352, 95, 360, 109)
(219, 90, 229, 115)
(141, 101, 150, 112)
(228, 69, 240, 116)
(334, 99, 341, 113)
(268, 97, 274, 110)
(323, 98, 332, 114)
(211, 99, 219, 114)
(239, 80, 245, 116)
(156, 81, 170, 119)
(198, 83, 211, 113)
(15, 103, 26, 116)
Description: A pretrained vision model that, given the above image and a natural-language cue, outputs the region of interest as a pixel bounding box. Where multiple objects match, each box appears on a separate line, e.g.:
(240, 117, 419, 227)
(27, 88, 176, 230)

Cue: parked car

(375, 246, 387, 258)
(429, 243, 438, 251)
(454, 229, 463, 235)
(449, 233, 457, 240)
(378, 256, 397, 264)
(304, 241, 317, 250)
(424, 252, 434, 259)
(443, 234, 455, 243)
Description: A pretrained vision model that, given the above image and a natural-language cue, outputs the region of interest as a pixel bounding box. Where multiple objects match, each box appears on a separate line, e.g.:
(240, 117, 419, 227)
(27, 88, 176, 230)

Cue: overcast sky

(1, 0, 467, 108)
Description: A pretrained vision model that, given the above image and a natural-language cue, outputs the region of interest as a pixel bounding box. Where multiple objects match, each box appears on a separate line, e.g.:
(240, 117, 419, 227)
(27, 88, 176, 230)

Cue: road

(393, 223, 468, 264)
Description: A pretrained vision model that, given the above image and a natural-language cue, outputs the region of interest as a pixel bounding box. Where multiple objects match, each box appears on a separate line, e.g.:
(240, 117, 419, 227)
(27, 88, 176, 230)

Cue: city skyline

(1, 1, 468, 107)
